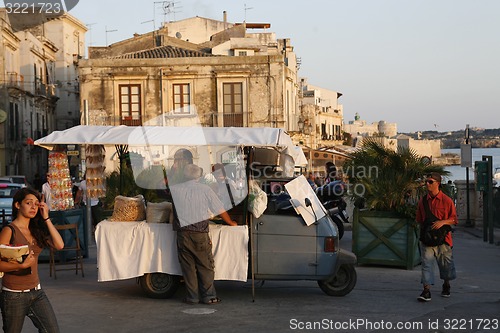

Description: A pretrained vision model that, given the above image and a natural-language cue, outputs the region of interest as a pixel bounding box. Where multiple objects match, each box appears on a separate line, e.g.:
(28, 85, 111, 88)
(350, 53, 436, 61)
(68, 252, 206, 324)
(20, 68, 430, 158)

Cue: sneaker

(441, 284, 451, 298)
(418, 289, 431, 302)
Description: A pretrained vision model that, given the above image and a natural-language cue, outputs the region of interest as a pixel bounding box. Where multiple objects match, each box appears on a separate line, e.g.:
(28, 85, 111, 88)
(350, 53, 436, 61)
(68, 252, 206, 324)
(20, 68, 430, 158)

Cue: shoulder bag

(419, 199, 451, 246)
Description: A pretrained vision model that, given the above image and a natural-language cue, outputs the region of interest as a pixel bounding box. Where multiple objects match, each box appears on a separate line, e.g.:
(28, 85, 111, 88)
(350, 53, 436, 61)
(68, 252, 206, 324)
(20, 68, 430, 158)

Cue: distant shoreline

(434, 152, 460, 166)
(443, 147, 500, 182)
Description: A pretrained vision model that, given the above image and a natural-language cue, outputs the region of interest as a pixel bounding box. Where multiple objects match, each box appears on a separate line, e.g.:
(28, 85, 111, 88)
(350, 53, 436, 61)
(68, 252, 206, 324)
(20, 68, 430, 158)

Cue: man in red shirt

(416, 172, 457, 302)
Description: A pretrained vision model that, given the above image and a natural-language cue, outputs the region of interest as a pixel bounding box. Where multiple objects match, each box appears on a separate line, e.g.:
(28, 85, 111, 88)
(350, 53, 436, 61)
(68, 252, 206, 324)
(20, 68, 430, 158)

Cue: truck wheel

(318, 264, 356, 296)
(139, 273, 181, 299)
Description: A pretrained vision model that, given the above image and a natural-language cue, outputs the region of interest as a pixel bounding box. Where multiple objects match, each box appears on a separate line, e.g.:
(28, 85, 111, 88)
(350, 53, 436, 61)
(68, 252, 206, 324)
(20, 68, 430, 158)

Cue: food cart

(35, 125, 357, 299)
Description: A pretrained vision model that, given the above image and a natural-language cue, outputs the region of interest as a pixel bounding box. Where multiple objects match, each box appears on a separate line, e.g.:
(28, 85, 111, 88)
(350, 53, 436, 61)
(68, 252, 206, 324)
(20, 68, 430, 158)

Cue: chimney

(223, 11, 227, 24)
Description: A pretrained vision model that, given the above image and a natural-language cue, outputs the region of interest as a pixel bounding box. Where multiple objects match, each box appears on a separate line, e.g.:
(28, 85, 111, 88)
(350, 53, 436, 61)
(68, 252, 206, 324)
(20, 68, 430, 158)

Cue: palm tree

(343, 138, 448, 218)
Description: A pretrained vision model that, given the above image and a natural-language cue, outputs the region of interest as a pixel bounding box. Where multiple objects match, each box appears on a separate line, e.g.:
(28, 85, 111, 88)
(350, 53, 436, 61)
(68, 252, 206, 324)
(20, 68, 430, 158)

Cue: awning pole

(83, 100, 92, 249)
(250, 213, 255, 302)
(247, 147, 256, 302)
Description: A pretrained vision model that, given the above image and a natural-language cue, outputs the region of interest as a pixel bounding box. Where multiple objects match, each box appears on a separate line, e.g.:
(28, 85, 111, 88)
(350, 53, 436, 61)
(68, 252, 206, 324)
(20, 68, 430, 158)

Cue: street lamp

(307, 123, 313, 136)
(298, 117, 305, 132)
(298, 118, 314, 147)
(464, 124, 472, 227)
(297, 116, 313, 171)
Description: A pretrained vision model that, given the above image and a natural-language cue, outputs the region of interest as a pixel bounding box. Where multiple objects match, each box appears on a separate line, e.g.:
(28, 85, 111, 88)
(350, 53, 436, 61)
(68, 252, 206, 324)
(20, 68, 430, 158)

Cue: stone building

(79, 16, 301, 134)
(0, 10, 85, 179)
(344, 113, 398, 138)
(395, 134, 441, 160)
(299, 78, 344, 148)
(43, 14, 87, 131)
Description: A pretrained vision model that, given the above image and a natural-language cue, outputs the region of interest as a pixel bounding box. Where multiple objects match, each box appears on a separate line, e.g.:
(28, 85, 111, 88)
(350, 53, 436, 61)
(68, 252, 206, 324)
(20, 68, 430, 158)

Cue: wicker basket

(109, 195, 146, 222)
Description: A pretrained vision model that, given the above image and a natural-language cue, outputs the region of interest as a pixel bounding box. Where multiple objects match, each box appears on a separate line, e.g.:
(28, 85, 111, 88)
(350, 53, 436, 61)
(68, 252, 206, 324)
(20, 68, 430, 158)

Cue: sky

(45, 1, 500, 133)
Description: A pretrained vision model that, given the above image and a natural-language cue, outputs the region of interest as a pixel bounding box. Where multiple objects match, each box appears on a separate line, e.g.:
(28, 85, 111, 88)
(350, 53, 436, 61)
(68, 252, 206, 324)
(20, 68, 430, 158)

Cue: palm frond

(345, 139, 448, 218)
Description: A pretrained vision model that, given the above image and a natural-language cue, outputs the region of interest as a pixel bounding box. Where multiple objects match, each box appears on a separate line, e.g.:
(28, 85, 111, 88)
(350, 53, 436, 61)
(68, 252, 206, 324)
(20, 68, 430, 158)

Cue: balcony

(120, 117, 142, 126)
(36, 83, 47, 96)
(6, 72, 24, 89)
(320, 133, 343, 142)
(211, 112, 247, 127)
(223, 113, 244, 127)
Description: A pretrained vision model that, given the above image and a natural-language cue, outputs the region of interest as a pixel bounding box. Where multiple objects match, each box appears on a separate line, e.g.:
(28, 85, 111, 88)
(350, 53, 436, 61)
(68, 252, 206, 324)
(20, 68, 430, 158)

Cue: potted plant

(343, 139, 448, 269)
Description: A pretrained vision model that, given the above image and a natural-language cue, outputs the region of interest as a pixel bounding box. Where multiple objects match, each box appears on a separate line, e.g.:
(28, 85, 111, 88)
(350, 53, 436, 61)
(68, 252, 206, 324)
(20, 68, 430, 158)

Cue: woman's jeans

(420, 242, 457, 286)
(0, 289, 60, 333)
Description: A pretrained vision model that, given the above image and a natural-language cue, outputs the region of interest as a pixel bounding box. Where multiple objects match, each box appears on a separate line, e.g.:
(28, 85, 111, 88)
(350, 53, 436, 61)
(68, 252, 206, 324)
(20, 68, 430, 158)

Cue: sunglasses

(426, 179, 435, 184)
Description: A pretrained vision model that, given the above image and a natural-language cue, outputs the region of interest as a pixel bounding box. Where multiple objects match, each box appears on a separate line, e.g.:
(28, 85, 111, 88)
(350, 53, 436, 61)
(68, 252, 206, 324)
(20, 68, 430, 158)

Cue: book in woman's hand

(0, 244, 29, 263)
(0, 244, 31, 277)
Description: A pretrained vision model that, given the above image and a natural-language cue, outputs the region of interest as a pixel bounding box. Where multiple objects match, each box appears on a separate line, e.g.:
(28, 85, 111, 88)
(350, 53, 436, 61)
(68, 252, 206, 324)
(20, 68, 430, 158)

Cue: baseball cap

(426, 172, 442, 184)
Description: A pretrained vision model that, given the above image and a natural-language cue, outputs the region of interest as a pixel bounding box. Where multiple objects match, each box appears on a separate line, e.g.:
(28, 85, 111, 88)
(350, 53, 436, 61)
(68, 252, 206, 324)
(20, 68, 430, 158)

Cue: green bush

(102, 165, 166, 209)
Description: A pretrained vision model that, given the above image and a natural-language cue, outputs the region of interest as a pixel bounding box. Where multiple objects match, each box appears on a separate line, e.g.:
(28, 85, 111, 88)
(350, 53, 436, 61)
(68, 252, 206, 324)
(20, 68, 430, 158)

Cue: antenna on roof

(155, 1, 181, 23)
(141, 19, 155, 30)
(85, 23, 97, 47)
(244, 3, 253, 22)
(105, 26, 118, 46)
(141, 19, 156, 46)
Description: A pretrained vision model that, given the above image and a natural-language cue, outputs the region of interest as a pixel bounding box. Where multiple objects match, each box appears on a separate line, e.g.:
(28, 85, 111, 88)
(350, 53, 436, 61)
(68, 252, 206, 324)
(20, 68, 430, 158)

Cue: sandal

(183, 298, 199, 305)
(203, 297, 222, 305)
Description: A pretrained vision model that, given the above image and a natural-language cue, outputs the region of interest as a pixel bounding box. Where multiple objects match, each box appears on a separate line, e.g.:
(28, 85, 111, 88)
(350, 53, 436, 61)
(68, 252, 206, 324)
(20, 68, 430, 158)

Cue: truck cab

(249, 175, 356, 296)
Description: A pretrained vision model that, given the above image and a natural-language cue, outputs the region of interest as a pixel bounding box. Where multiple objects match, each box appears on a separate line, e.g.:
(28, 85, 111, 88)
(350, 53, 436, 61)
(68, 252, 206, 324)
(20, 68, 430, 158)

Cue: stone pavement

(16, 225, 500, 333)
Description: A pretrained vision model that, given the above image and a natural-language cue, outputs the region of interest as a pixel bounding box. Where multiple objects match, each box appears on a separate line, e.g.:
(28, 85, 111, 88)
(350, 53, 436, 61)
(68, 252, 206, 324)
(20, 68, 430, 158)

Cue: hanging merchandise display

(48, 151, 75, 211)
(85, 145, 106, 199)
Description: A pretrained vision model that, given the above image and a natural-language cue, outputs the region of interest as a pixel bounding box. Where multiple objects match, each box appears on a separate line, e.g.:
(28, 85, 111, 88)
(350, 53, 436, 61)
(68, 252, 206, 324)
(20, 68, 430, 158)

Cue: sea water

(442, 147, 500, 182)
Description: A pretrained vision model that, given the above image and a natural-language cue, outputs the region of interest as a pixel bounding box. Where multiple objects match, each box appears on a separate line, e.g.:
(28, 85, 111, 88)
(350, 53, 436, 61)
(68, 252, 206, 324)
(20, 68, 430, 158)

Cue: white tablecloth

(95, 221, 249, 282)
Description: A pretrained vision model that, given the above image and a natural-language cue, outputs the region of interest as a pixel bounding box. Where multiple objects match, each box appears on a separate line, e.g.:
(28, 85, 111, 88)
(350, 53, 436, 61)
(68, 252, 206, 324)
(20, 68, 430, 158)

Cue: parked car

(0, 183, 23, 224)
(0, 177, 14, 184)
(8, 175, 29, 188)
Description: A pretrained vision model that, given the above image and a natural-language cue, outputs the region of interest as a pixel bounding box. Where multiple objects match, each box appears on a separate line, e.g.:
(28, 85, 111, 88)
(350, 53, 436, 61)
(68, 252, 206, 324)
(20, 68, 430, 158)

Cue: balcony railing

(210, 112, 248, 127)
(320, 133, 343, 141)
(223, 113, 244, 127)
(120, 117, 142, 126)
(6, 72, 24, 89)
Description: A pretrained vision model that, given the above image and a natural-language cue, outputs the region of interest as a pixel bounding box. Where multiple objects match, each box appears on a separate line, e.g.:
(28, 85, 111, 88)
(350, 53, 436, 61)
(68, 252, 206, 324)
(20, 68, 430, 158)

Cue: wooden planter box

(352, 209, 420, 270)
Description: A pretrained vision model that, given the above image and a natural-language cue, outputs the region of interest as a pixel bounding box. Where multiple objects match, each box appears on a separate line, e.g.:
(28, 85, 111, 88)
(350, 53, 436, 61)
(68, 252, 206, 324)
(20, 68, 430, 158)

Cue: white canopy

(35, 125, 307, 168)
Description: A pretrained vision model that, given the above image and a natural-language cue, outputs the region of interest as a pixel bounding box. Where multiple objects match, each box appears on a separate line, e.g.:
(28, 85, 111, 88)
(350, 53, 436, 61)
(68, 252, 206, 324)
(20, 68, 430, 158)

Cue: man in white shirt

(76, 177, 100, 228)
(41, 173, 54, 211)
(170, 164, 236, 305)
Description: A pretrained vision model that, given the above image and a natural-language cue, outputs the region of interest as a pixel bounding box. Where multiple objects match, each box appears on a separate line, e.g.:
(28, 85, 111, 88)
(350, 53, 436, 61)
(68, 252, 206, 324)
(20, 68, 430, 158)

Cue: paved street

(19, 226, 500, 333)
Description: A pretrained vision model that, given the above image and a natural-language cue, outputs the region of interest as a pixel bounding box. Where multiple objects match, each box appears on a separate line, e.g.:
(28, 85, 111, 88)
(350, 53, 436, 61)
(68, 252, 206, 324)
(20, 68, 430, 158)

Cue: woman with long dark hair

(0, 187, 64, 333)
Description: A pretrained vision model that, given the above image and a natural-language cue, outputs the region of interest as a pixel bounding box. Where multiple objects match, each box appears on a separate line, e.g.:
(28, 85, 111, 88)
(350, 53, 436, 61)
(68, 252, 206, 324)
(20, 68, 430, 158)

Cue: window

(9, 103, 14, 141)
(238, 51, 247, 56)
(173, 83, 190, 114)
(119, 84, 141, 126)
(223, 83, 243, 127)
(15, 104, 19, 140)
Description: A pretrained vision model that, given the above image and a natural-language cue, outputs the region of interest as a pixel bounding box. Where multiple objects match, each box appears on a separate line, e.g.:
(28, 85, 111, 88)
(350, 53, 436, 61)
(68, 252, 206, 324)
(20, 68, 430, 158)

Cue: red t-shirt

(416, 191, 457, 247)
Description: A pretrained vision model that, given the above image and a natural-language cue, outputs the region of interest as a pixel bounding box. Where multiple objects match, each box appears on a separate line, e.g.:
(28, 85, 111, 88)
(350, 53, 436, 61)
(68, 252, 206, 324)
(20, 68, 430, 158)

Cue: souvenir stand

(45, 149, 88, 259)
(34, 126, 306, 299)
(82, 144, 107, 233)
